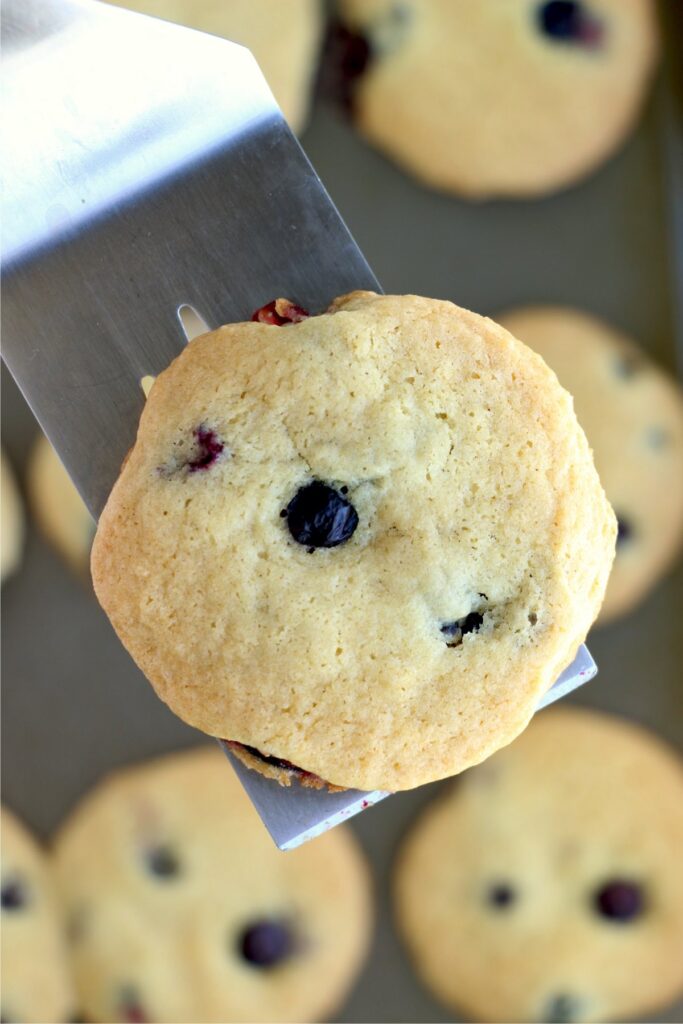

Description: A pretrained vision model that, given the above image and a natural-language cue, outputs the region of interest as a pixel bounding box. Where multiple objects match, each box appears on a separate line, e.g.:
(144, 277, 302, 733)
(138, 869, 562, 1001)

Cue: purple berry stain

(119, 987, 147, 1024)
(188, 426, 224, 472)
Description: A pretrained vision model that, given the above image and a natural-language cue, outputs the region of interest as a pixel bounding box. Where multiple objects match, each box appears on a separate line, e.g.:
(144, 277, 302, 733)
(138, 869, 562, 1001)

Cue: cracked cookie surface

(92, 292, 615, 791)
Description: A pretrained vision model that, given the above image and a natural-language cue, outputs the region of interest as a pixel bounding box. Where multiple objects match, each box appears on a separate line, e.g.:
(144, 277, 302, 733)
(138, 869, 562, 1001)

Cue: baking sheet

(2, 53, 682, 1024)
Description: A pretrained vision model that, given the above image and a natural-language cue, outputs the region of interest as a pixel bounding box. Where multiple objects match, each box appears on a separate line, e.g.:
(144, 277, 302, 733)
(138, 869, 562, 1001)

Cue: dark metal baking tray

(2, 24, 681, 1024)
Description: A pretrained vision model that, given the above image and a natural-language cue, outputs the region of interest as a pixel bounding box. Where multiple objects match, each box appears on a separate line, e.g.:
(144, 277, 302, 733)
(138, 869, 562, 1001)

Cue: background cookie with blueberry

(333, 0, 659, 197)
(499, 307, 683, 624)
(1, 449, 23, 584)
(28, 435, 94, 577)
(91, 291, 615, 792)
(52, 746, 371, 1023)
(1, 806, 75, 1024)
(394, 706, 683, 1023)
(106, 0, 322, 133)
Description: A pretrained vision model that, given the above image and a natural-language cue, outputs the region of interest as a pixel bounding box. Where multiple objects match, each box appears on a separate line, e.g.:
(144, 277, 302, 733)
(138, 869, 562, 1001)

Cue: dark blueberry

(1, 878, 27, 911)
(187, 426, 224, 472)
(545, 993, 582, 1023)
(284, 481, 359, 549)
(238, 919, 294, 968)
(537, 1, 603, 47)
(538, 0, 581, 38)
(487, 882, 517, 909)
(594, 879, 644, 922)
(441, 611, 484, 648)
(251, 299, 309, 325)
(145, 845, 181, 880)
(616, 516, 633, 547)
(317, 20, 372, 112)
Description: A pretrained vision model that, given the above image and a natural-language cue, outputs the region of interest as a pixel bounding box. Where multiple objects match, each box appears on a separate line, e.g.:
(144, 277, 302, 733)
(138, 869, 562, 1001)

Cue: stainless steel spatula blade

(1, 0, 379, 516)
(1, 0, 596, 849)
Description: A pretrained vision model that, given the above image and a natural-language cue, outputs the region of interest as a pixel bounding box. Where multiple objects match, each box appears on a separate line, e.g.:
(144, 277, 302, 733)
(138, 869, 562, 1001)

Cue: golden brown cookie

(53, 747, 371, 1023)
(106, 0, 322, 133)
(1, 807, 75, 1024)
(394, 707, 683, 1023)
(499, 307, 683, 623)
(336, 0, 658, 197)
(92, 292, 615, 792)
(27, 435, 94, 576)
(1, 449, 23, 584)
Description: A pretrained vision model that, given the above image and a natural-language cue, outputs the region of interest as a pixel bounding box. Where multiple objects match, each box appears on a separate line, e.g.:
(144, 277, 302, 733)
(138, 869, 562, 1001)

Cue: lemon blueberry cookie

(499, 307, 683, 624)
(92, 292, 616, 792)
(332, 0, 658, 197)
(1, 806, 75, 1024)
(53, 746, 371, 1023)
(1, 450, 23, 584)
(394, 707, 683, 1023)
(28, 435, 94, 576)
(106, 0, 322, 133)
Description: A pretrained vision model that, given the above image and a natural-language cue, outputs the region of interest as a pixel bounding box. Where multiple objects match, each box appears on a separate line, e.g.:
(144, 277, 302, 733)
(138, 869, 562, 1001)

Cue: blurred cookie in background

(499, 307, 683, 624)
(1, 449, 24, 583)
(28, 435, 94, 578)
(53, 747, 372, 1023)
(332, 0, 658, 197)
(394, 707, 683, 1023)
(104, 0, 323, 133)
(1, 807, 76, 1024)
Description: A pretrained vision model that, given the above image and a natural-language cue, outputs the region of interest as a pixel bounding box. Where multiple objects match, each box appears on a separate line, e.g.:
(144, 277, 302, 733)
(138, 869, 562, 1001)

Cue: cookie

(394, 707, 683, 1023)
(1, 449, 24, 584)
(1, 806, 75, 1024)
(53, 746, 371, 1023)
(498, 307, 683, 623)
(334, 0, 658, 197)
(106, 0, 322, 133)
(28, 435, 94, 576)
(91, 292, 615, 792)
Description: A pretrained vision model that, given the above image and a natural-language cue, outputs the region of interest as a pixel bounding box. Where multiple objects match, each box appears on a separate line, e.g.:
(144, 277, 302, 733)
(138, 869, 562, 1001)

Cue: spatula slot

(177, 304, 210, 342)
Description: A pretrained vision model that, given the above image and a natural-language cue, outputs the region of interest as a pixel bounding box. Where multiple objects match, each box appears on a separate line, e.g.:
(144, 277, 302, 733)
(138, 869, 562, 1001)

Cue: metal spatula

(1, 0, 596, 849)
